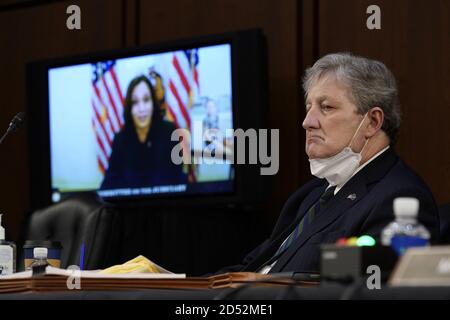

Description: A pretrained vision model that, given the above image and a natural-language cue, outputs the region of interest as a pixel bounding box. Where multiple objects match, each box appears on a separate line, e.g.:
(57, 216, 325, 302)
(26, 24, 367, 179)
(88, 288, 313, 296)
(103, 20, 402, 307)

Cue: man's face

(302, 75, 365, 159)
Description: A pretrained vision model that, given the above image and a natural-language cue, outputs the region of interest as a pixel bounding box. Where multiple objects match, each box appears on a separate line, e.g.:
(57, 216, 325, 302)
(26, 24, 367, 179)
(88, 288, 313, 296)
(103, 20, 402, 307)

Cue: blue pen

(79, 243, 85, 271)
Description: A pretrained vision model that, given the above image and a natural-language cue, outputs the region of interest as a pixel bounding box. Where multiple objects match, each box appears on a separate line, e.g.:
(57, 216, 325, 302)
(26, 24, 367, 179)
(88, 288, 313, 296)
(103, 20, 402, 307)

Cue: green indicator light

(356, 235, 376, 247)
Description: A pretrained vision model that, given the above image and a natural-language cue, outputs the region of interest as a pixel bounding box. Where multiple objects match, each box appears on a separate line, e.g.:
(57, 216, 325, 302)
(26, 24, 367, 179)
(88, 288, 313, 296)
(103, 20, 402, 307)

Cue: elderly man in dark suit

(217, 52, 440, 274)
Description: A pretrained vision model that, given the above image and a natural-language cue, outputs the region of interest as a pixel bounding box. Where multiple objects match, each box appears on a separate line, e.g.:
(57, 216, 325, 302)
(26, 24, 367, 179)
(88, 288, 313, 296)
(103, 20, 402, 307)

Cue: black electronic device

(321, 244, 398, 284)
(26, 29, 268, 210)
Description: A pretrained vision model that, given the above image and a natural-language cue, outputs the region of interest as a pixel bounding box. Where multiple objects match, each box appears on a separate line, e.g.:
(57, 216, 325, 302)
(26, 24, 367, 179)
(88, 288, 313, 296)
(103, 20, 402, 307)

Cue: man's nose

(302, 107, 320, 130)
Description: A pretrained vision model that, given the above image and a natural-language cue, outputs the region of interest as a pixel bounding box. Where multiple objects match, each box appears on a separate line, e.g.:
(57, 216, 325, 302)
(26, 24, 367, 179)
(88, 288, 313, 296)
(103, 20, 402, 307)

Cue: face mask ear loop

(348, 113, 368, 150)
(359, 136, 370, 155)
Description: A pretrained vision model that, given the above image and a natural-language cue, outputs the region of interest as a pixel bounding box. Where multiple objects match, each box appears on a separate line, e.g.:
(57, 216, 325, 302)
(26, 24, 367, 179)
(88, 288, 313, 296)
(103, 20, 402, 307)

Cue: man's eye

(321, 105, 332, 111)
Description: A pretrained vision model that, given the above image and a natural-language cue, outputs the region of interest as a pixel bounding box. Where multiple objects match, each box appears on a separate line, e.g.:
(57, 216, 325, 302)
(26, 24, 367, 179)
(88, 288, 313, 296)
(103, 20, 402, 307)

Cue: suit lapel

(273, 184, 327, 237)
(242, 183, 327, 272)
(270, 148, 398, 273)
(270, 179, 367, 273)
(272, 184, 327, 243)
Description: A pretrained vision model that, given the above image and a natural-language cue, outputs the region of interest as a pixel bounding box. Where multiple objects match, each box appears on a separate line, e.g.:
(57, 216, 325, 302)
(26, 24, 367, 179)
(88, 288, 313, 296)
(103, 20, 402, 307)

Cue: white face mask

(309, 113, 369, 186)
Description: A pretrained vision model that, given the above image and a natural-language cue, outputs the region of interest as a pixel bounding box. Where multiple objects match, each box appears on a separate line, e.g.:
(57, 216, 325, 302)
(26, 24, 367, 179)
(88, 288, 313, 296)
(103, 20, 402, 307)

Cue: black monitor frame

(26, 28, 268, 211)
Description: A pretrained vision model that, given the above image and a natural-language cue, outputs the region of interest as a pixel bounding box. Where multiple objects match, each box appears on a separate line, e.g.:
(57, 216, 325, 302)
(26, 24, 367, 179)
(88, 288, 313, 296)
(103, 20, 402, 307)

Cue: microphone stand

(0, 112, 26, 145)
(0, 128, 12, 145)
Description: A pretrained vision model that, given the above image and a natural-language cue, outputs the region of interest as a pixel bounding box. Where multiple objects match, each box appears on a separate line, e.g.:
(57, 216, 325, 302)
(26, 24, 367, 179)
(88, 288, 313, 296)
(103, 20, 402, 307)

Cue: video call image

(48, 44, 234, 201)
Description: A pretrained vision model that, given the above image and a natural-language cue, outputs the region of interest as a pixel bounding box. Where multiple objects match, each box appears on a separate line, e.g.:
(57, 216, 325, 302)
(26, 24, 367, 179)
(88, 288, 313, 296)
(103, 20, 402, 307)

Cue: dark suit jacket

(100, 119, 187, 190)
(217, 148, 440, 274)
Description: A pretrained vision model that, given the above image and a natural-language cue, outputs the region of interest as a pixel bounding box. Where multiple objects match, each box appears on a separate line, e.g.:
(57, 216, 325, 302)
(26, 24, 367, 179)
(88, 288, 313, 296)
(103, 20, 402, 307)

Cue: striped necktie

(272, 185, 337, 259)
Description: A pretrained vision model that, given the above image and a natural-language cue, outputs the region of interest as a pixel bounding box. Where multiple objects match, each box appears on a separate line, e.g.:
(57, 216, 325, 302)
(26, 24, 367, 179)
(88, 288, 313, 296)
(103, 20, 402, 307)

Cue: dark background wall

(0, 0, 448, 274)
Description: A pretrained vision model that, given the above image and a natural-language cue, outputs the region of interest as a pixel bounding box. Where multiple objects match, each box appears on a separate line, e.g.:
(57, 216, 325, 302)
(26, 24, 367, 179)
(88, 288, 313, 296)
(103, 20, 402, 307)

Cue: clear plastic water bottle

(381, 197, 430, 255)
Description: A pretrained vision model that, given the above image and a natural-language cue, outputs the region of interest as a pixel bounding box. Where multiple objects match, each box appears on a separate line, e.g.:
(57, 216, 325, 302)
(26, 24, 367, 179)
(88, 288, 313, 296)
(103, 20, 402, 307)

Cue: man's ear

(366, 107, 384, 138)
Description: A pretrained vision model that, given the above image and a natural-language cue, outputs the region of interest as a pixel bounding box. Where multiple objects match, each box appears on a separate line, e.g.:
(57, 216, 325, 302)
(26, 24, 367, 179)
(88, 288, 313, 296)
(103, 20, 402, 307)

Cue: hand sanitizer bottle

(0, 214, 17, 275)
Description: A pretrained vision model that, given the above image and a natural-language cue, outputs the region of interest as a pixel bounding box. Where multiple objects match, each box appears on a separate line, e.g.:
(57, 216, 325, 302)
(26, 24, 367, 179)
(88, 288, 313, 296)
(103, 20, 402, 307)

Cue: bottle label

(0, 245, 13, 275)
(391, 236, 429, 255)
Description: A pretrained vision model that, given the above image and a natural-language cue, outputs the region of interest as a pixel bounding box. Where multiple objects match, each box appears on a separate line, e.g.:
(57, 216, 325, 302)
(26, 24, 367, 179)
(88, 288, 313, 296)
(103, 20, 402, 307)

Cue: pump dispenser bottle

(0, 214, 16, 275)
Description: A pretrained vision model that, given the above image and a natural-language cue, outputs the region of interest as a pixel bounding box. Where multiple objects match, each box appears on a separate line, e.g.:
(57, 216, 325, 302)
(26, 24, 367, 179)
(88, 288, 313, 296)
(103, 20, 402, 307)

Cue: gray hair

(303, 53, 401, 145)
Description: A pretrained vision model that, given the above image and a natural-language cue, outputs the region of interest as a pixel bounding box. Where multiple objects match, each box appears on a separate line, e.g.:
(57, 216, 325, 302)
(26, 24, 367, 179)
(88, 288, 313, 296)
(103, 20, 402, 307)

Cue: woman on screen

(100, 75, 188, 190)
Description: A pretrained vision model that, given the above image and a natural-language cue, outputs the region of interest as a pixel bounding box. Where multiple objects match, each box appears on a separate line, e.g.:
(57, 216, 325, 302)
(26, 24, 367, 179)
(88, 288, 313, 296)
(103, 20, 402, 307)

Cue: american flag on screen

(91, 61, 124, 175)
(160, 49, 199, 182)
(165, 49, 200, 130)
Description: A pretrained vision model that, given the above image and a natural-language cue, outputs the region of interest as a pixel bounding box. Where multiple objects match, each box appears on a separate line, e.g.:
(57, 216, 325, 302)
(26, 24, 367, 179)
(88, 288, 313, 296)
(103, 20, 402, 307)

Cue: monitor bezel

(26, 29, 268, 211)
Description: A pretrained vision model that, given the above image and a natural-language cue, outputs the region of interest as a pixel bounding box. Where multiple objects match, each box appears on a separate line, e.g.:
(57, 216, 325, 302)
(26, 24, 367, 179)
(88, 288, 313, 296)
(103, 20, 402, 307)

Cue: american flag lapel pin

(347, 193, 357, 201)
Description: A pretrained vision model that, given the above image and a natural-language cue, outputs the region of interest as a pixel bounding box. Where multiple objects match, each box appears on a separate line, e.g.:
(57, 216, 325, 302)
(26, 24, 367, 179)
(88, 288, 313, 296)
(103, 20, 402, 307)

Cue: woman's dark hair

(122, 75, 163, 131)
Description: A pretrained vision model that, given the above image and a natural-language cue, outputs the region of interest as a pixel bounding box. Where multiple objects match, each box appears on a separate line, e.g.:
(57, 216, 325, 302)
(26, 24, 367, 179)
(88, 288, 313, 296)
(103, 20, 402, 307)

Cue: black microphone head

(9, 112, 26, 132)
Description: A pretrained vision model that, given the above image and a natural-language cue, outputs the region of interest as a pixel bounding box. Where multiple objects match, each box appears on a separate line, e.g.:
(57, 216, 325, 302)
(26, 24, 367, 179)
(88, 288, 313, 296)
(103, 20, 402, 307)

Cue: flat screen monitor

(27, 29, 267, 209)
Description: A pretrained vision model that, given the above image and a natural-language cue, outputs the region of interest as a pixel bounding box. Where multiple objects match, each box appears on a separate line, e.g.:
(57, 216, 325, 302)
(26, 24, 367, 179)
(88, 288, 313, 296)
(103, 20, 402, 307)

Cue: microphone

(0, 112, 26, 145)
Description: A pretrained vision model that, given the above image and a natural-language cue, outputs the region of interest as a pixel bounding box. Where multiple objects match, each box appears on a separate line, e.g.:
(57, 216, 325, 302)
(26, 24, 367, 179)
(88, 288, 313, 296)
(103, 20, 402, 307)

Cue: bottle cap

(393, 197, 419, 218)
(33, 247, 48, 259)
(0, 214, 4, 240)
